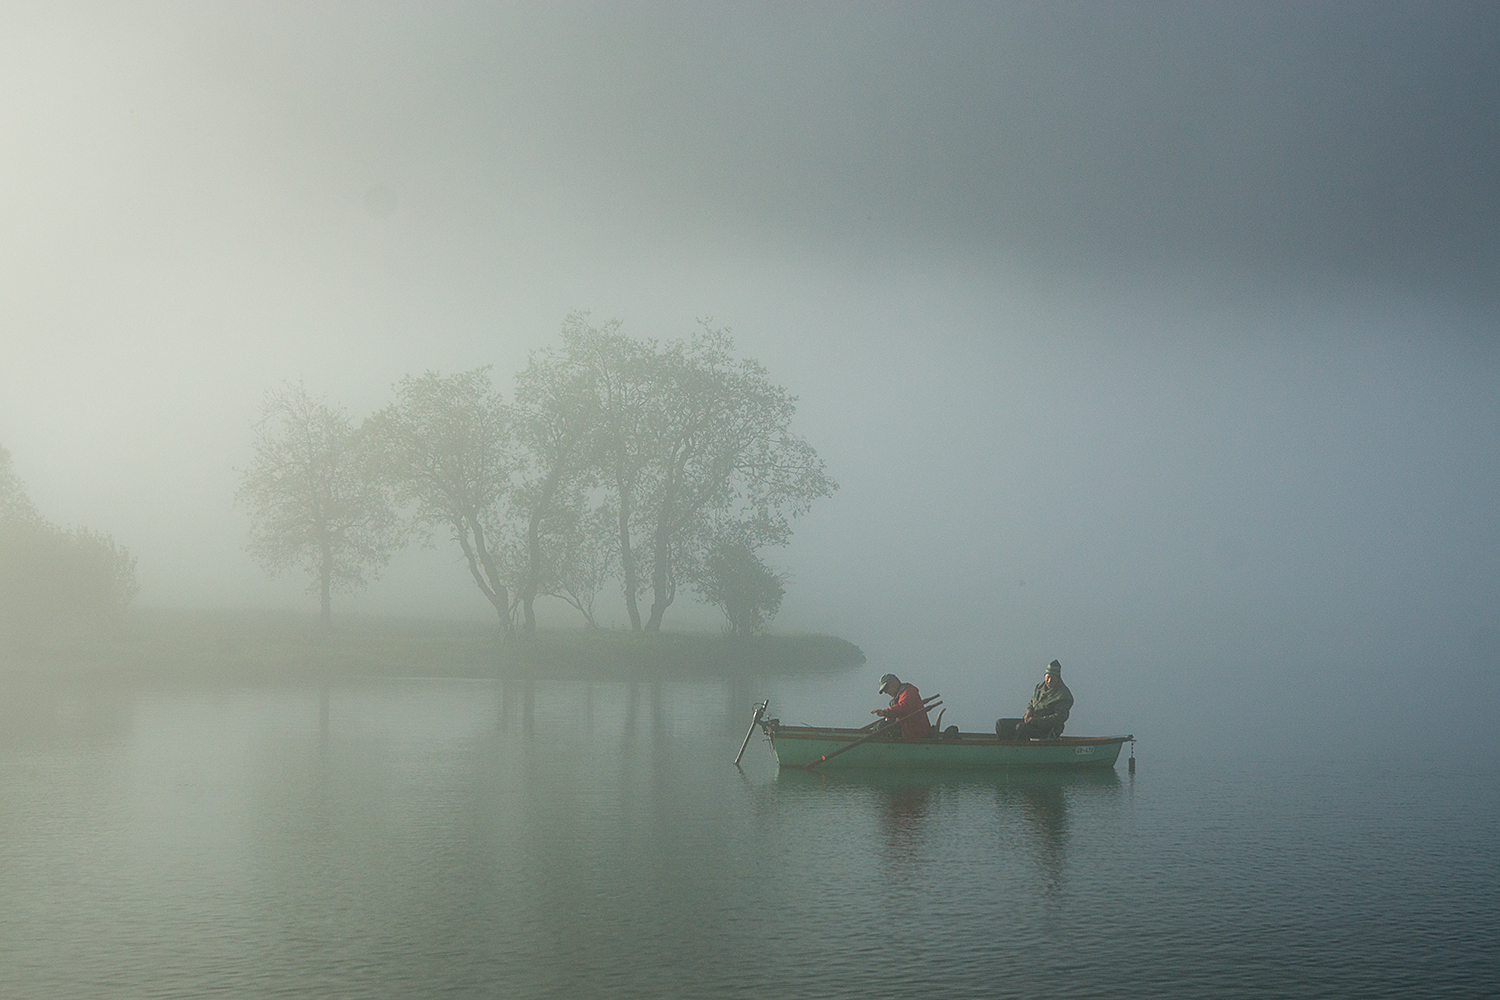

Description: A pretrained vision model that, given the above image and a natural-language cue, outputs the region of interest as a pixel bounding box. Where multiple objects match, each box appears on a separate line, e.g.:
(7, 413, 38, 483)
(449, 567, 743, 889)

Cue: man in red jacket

(873, 673, 931, 740)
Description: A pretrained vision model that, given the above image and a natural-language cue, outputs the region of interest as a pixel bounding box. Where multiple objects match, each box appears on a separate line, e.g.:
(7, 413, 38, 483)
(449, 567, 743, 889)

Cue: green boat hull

(766, 724, 1132, 770)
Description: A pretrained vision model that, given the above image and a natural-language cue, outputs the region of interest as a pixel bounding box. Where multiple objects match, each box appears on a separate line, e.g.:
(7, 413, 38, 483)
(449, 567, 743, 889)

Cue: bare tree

(237, 383, 402, 628)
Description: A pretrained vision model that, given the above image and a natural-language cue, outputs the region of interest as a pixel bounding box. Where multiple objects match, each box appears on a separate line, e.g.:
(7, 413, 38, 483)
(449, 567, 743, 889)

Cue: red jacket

(878, 683, 931, 740)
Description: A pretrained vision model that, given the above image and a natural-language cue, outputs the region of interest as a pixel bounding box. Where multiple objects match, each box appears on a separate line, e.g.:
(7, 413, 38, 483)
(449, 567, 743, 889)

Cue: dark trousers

(1015, 719, 1062, 740)
(996, 718, 1062, 741)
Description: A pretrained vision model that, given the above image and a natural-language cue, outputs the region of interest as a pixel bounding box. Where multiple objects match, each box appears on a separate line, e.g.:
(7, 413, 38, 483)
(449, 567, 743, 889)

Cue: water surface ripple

(1, 678, 1495, 999)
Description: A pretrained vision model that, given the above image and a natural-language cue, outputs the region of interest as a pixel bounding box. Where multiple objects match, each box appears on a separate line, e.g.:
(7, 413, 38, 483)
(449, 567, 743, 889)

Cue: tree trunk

(479, 562, 511, 635)
(645, 517, 672, 632)
(522, 509, 540, 632)
(522, 464, 562, 639)
(319, 539, 332, 629)
(458, 517, 512, 636)
(521, 501, 539, 637)
(617, 492, 641, 632)
(480, 562, 511, 634)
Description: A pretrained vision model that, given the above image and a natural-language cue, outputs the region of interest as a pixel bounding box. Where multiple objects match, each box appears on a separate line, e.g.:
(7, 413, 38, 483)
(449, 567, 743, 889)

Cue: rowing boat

(757, 718, 1133, 770)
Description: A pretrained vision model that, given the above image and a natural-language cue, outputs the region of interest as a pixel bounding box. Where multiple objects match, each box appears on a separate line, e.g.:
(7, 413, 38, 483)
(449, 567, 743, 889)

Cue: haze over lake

(2, 4, 1498, 996)
(3, 677, 1497, 999)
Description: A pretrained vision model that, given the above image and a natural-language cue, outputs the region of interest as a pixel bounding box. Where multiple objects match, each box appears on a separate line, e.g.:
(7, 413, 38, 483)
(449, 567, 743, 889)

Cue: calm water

(1, 676, 1496, 999)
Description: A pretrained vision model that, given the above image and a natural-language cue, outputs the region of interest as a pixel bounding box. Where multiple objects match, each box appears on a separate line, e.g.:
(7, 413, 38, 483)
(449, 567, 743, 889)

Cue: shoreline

(0, 607, 866, 684)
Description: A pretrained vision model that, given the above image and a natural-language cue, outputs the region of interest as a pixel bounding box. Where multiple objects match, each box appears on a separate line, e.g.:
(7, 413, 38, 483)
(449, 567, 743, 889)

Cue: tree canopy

(236, 383, 403, 627)
(371, 368, 518, 631)
(240, 317, 836, 634)
(511, 332, 604, 634)
(543, 316, 836, 631)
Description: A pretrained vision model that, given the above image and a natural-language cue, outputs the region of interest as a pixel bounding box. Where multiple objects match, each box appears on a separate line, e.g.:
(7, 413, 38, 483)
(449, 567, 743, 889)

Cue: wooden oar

(733, 700, 769, 766)
(854, 693, 942, 732)
(802, 697, 941, 770)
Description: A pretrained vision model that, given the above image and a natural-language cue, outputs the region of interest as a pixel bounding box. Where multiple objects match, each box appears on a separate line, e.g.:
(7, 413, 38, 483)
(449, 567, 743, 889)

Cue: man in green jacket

(999, 660, 1074, 741)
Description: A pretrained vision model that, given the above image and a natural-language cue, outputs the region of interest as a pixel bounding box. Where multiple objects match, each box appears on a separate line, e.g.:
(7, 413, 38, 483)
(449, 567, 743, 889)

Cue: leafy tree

(511, 326, 602, 634)
(556, 319, 835, 632)
(696, 538, 785, 635)
(237, 383, 403, 628)
(371, 368, 518, 632)
(563, 317, 658, 630)
(634, 326, 835, 631)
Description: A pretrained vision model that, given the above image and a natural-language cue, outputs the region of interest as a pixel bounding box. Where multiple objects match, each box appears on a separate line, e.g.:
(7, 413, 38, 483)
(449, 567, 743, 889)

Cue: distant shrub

(0, 446, 40, 525)
(696, 540, 786, 636)
(0, 520, 139, 642)
(0, 446, 138, 646)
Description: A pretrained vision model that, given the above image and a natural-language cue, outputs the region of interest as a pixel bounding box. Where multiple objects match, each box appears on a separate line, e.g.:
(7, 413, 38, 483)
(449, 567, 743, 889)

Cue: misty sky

(3, 3, 1497, 748)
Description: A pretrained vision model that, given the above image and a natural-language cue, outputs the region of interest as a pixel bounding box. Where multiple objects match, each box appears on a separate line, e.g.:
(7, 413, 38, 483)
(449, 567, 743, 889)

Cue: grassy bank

(0, 607, 865, 683)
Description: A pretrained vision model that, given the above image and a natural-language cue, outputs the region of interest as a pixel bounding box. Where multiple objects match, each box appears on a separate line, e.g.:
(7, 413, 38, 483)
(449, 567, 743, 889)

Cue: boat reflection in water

(772, 766, 1123, 892)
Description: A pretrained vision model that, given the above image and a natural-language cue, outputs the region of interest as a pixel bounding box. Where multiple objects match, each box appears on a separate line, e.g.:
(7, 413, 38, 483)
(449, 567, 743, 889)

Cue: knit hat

(1047, 660, 1062, 677)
